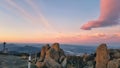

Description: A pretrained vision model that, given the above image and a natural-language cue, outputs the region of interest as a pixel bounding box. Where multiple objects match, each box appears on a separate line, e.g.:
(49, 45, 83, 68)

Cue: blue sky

(0, 0, 100, 34)
(0, 0, 120, 45)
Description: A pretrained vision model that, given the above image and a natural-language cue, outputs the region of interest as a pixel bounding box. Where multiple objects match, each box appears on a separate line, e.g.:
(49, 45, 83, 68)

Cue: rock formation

(39, 44, 50, 62)
(45, 43, 65, 63)
(36, 43, 66, 68)
(95, 44, 110, 68)
(109, 49, 120, 59)
(107, 59, 120, 68)
(108, 49, 120, 68)
(36, 43, 120, 68)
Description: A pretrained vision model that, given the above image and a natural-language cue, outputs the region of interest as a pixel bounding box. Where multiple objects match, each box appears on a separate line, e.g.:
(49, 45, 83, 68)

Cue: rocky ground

(0, 55, 28, 68)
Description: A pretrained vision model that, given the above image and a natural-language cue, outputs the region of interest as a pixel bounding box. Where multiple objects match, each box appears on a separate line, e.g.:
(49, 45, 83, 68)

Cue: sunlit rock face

(39, 44, 50, 62)
(36, 43, 66, 68)
(95, 44, 110, 68)
(51, 43, 60, 51)
(46, 43, 65, 63)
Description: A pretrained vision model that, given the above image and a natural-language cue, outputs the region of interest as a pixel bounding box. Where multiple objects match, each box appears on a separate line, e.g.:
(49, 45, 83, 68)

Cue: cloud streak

(5, 0, 37, 23)
(0, 1, 31, 23)
(81, 0, 120, 30)
(50, 33, 120, 44)
(2, 0, 51, 29)
(25, 0, 51, 28)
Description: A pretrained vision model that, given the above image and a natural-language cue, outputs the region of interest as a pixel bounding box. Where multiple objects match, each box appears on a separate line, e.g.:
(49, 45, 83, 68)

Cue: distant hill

(0, 43, 41, 54)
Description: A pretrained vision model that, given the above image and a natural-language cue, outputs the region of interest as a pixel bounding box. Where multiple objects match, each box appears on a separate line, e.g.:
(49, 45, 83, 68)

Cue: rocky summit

(36, 43, 120, 68)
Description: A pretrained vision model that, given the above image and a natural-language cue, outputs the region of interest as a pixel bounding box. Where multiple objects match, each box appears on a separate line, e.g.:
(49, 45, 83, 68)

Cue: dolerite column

(95, 44, 109, 68)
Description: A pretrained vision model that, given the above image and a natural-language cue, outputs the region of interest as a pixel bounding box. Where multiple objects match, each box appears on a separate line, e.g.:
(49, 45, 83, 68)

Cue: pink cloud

(81, 0, 120, 30)
(1, 33, 120, 44)
(53, 33, 120, 44)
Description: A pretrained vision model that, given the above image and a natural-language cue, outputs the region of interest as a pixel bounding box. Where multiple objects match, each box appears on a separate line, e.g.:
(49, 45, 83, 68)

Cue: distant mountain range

(0, 43, 119, 55)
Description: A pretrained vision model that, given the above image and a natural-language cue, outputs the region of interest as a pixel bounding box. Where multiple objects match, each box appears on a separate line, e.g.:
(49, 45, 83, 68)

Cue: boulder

(84, 61, 95, 68)
(51, 43, 60, 51)
(46, 43, 65, 63)
(44, 57, 62, 68)
(39, 44, 50, 62)
(36, 61, 46, 68)
(36, 43, 66, 68)
(61, 57, 67, 68)
(83, 53, 89, 62)
(95, 44, 110, 68)
(44, 44, 50, 51)
(109, 49, 120, 59)
(66, 56, 84, 68)
(107, 59, 120, 68)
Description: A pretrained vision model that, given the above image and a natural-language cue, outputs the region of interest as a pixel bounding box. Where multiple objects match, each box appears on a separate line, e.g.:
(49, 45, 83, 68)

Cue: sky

(0, 0, 120, 45)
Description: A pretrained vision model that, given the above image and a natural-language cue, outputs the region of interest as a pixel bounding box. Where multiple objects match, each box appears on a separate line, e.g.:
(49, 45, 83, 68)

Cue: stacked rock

(36, 43, 66, 68)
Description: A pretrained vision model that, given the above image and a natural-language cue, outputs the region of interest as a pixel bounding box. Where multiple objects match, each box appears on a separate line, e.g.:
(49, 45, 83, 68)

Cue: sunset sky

(0, 0, 120, 45)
